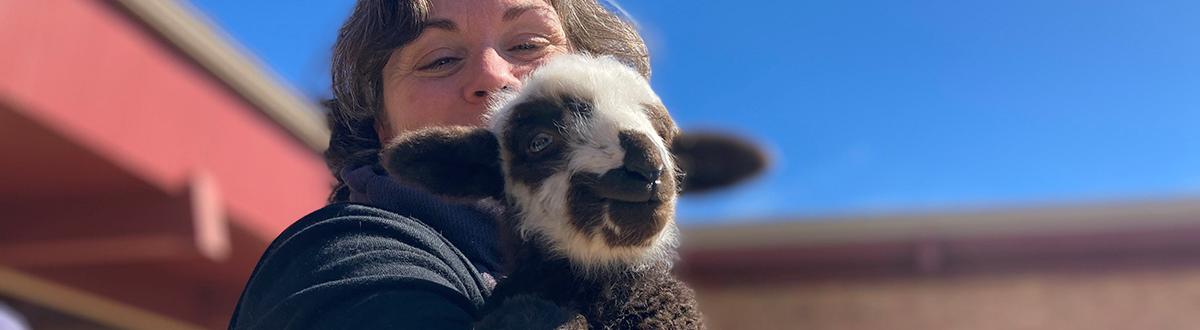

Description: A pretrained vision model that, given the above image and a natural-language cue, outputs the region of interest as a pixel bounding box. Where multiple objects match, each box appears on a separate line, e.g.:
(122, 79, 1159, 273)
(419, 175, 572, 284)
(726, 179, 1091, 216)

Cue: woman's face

(379, 0, 570, 140)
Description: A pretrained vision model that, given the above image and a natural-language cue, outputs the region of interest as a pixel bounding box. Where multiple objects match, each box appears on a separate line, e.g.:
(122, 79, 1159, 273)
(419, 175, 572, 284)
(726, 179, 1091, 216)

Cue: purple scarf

(342, 165, 504, 277)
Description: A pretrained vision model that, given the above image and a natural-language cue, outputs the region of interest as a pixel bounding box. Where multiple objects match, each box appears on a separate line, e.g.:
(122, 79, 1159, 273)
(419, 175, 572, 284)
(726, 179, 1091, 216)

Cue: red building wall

(1, 0, 333, 327)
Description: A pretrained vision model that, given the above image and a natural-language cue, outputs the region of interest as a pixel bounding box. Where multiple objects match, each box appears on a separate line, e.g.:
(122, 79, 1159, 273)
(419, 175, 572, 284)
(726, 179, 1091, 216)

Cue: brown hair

(324, 0, 650, 201)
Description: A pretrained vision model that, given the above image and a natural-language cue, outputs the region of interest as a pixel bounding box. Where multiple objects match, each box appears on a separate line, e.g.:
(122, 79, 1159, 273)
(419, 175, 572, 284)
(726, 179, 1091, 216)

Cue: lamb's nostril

(593, 166, 662, 202)
(625, 165, 663, 183)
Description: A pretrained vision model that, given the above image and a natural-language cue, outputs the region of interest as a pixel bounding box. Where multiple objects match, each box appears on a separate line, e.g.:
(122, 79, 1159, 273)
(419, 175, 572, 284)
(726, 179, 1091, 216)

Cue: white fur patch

(486, 54, 680, 272)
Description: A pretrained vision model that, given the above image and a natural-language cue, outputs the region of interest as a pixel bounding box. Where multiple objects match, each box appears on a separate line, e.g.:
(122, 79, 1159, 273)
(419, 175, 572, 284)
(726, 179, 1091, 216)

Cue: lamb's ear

(380, 126, 504, 199)
(672, 131, 769, 194)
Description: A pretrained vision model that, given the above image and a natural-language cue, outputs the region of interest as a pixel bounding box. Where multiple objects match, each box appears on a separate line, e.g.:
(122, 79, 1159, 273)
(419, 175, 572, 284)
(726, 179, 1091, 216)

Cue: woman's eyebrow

(422, 19, 457, 32)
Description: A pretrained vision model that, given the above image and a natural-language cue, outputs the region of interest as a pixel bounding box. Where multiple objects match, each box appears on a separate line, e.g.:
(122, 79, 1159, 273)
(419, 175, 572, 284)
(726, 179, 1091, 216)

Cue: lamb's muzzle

(592, 167, 661, 203)
(590, 130, 668, 203)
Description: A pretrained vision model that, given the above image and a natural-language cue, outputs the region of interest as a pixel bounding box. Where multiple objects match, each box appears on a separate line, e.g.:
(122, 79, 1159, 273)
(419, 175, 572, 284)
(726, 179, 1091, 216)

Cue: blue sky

(188, 0, 1200, 225)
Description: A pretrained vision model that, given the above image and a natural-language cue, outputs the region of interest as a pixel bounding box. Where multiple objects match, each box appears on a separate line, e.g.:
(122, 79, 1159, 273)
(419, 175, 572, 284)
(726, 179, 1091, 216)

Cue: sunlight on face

(379, 0, 571, 140)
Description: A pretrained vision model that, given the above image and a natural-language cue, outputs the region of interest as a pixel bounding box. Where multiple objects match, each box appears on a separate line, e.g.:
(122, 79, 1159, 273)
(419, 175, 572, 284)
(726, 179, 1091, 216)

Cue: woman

(230, 0, 649, 328)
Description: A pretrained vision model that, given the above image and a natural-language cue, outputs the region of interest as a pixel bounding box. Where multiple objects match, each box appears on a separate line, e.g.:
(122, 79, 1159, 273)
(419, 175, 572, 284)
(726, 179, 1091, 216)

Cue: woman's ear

(380, 126, 505, 199)
(672, 131, 770, 194)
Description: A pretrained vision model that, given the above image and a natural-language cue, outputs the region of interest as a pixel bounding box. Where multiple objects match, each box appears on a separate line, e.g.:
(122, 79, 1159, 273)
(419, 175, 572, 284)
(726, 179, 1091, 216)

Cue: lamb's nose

(619, 131, 664, 184)
(625, 163, 663, 184)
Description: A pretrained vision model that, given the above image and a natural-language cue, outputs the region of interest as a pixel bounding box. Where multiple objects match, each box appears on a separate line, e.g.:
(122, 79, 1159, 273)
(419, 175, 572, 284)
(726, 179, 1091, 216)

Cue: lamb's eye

(528, 132, 554, 153)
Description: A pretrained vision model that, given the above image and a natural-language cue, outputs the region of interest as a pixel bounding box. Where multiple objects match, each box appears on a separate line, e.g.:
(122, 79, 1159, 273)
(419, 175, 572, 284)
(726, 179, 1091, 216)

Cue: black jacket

(230, 203, 490, 329)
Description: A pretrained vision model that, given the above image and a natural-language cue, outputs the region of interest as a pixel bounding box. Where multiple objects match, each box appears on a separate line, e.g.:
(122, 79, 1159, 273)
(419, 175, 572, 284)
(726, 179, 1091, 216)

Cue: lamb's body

(383, 54, 765, 329)
(479, 228, 702, 329)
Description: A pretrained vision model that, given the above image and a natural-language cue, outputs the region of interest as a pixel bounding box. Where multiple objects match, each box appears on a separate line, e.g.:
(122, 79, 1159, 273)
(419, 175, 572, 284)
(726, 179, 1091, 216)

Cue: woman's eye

(508, 36, 552, 53)
(528, 132, 554, 153)
(417, 57, 460, 71)
(509, 43, 542, 52)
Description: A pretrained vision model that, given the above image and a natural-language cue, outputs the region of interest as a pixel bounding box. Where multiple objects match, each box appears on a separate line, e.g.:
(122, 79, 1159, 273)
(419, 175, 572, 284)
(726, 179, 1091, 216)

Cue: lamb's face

(487, 54, 680, 268)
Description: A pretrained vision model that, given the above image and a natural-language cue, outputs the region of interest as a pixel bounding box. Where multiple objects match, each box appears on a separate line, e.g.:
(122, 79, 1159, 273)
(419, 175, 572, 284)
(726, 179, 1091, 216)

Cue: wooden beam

(0, 173, 229, 268)
(0, 235, 194, 268)
(0, 266, 205, 330)
(190, 171, 230, 262)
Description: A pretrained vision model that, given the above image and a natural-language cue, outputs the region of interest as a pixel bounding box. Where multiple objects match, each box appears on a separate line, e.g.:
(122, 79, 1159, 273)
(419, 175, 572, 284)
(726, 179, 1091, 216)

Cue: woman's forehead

(426, 0, 557, 24)
(390, 0, 564, 69)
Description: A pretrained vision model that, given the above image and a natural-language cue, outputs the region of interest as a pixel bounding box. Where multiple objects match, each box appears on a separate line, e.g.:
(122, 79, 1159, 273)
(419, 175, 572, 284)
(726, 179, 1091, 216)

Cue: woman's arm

(230, 203, 490, 329)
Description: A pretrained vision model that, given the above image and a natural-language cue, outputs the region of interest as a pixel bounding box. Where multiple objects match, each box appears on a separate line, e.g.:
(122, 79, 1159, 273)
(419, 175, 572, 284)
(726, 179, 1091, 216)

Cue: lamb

(380, 54, 767, 329)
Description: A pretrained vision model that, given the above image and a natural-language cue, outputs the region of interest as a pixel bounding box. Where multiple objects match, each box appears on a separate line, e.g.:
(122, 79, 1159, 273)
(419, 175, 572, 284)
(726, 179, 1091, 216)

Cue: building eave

(111, 0, 330, 152)
(683, 197, 1200, 250)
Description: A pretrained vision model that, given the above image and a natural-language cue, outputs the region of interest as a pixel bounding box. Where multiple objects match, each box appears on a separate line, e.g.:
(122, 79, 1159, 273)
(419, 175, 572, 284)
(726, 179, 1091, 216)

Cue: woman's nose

(463, 48, 522, 104)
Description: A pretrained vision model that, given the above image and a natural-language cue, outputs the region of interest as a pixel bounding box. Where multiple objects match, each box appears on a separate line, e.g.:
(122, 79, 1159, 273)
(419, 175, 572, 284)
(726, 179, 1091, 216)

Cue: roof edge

(111, 0, 330, 152)
(682, 196, 1200, 250)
